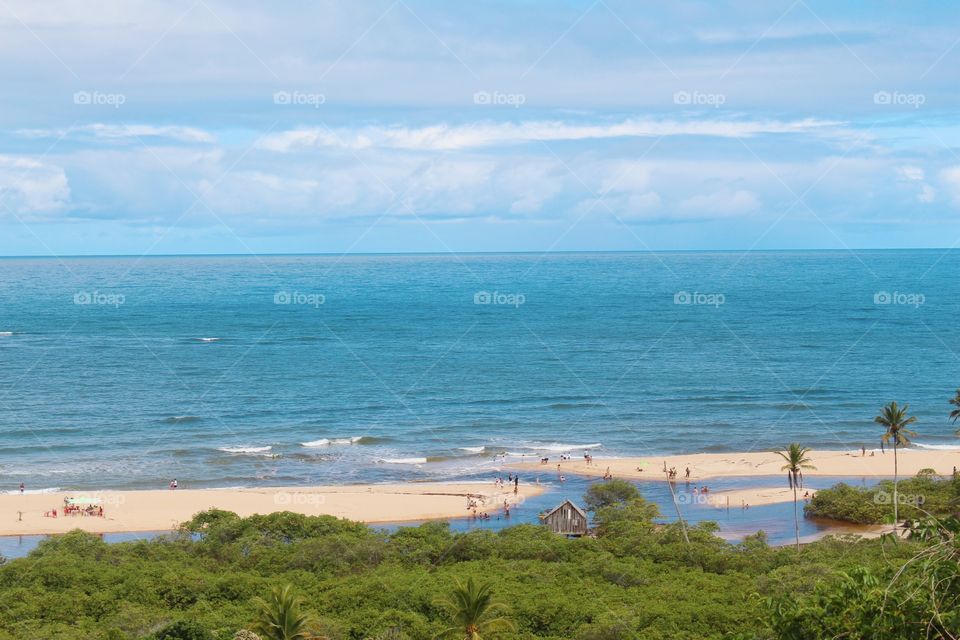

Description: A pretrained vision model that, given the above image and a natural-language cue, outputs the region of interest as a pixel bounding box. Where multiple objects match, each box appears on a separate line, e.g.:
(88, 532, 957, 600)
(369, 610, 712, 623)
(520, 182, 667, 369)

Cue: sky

(0, 0, 959, 255)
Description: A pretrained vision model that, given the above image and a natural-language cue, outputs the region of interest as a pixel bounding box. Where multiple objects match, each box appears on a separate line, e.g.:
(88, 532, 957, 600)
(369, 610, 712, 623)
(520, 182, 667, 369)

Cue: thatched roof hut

(540, 499, 588, 536)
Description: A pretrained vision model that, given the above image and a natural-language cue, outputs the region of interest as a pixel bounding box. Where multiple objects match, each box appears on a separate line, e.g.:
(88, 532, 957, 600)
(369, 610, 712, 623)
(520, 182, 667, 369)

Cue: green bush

(806, 473, 960, 524)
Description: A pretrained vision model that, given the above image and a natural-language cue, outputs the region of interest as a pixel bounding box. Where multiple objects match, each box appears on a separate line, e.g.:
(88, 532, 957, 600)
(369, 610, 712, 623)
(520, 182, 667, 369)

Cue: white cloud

(940, 166, 960, 204)
(678, 189, 760, 216)
(899, 166, 925, 181)
(18, 124, 217, 144)
(258, 117, 844, 153)
(898, 165, 935, 203)
(0, 156, 70, 216)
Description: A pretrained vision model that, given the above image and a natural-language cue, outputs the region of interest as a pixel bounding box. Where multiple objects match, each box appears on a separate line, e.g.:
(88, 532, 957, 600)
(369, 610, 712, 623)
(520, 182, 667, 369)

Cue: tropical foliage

(0, 498, 946, 640)
(434, 577, 513, 639)
(251, 585, 317, 640)
(774, 444, 815, 550)
(875, 400, 919, 524)
(806, 471, 960, 524)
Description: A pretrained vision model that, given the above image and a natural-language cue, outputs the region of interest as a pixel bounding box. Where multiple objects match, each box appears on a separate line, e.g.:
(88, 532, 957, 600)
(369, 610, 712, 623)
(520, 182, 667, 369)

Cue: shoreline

(509, 447, 960, 491)
(0, 482, 545, 537)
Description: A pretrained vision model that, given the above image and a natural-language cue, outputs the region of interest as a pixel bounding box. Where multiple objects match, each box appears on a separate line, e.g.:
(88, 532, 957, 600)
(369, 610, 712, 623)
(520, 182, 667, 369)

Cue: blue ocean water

(0, 250, 958, 491)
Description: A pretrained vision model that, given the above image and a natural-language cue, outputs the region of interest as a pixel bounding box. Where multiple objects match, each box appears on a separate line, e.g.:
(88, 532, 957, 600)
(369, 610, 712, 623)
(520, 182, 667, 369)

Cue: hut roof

(541, 499, 587, 521)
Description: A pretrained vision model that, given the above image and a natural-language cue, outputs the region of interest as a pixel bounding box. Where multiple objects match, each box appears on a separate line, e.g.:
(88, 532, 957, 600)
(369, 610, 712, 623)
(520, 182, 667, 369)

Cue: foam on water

(217, 446, 272, 454)
(2, 487, 60, 494)
(912, 443, 960, 451)
(526, 442, 602, 452)
(302, 436, 363, 447)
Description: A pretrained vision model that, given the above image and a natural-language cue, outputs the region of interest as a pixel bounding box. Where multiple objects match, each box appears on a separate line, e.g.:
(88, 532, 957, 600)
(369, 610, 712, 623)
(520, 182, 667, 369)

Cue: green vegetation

(433, 577, 514, 639)
(806, 470, 960, 524)
(874, 400, 919, 524)
(773, 444, 815, 551)
(0, 489, 956, 640)
(768, 516, 960, 639)
(251, 584, 316, 640)
(949, 388, 960, 428)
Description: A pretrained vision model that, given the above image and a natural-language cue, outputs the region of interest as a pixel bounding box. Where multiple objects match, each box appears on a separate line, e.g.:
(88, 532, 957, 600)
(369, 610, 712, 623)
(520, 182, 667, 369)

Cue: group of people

(466, 490, 515, 521)
(494, 474, 520, 494)
(44, 498, 105, 519)
(664, 464, 692, 480)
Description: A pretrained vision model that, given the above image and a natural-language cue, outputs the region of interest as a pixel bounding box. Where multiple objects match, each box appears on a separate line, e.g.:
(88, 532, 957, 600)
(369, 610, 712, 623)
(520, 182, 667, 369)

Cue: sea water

(0, 250, 957, 491)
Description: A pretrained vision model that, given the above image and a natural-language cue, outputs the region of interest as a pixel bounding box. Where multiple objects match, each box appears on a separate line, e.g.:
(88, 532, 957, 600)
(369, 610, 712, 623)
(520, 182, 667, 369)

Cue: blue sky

(0, 0, 958, 255)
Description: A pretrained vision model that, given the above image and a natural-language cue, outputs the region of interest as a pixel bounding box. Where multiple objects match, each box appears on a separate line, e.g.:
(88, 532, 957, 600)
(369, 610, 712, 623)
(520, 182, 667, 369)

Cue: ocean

(0, 250, 957, 491)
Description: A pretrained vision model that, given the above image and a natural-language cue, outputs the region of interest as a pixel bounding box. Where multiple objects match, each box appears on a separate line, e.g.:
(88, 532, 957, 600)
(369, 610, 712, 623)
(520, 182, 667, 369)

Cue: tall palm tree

(434, 577, 514, 640)
(251, 584, 317, 640)
(949, 389, 960, 431)
(875, 401, 918, 526)
(774, 443, 816, 551)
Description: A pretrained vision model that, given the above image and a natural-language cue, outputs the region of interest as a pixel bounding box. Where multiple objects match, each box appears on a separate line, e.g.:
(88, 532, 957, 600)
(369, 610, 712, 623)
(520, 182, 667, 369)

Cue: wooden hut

(540, 499, 588, 536)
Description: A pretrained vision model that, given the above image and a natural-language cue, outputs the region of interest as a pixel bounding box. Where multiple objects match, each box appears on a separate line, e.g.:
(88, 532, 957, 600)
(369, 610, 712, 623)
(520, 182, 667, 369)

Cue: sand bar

(511, 447, 960, 482)
(707, 487, 812, 507)
(0, 482, 544, 536)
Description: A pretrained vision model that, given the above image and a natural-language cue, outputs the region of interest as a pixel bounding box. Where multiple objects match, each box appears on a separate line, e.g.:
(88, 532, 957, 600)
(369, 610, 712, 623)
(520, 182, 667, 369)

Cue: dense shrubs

(806, 471, 960, 524)
(0, 497, 950, 639)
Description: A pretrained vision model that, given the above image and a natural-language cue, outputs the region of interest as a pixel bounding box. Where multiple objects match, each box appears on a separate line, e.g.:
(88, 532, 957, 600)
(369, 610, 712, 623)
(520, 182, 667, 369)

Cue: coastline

(510, 447, 960, 489)
(0, 482, 544, 536)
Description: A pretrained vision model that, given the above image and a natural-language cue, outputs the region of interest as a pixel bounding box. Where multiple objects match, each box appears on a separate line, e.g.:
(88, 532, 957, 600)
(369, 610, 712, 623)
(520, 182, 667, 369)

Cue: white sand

(511, 447, 960, 482)
(0, 482, 545, 536)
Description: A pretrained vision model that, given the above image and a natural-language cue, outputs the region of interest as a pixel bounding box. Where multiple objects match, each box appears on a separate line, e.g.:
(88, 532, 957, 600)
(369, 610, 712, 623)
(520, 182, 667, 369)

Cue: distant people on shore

(169, 479, 178, 490)
(19, 482, 24, 494)
(603, 467, 612, 480)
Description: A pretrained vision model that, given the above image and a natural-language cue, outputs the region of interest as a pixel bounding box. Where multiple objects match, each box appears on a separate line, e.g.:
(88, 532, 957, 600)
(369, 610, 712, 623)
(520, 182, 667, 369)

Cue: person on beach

(603, 467, 612, 480)
(513, 476, 519, 494)
(685, 466, 690, 479)
(19, 482, 24, 494)
(861, 446, 866, 456)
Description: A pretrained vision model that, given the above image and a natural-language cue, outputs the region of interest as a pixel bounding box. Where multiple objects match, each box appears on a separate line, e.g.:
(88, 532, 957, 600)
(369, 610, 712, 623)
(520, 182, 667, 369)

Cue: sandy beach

(708, 487, 811, 508)
(0, 482, 544, 536)
(511, 447, 960, 488)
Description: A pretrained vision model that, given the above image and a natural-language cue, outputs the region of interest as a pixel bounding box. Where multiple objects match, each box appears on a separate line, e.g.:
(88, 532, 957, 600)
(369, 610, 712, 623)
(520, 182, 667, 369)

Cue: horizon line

(0, 247, 957, 259)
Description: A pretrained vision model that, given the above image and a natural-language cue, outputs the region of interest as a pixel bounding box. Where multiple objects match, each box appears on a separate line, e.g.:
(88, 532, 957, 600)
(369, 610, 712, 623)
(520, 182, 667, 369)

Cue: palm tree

(875, 401, 918, 526)
(949, 389, 960, 431)
(434, 577, 514, 640)
(774, 443, 816, 551)
(251, 584, 317, 640)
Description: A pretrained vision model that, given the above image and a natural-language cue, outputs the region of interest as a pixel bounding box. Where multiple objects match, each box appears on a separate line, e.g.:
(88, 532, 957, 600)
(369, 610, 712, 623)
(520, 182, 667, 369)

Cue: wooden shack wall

(544, 503, 587, 534)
